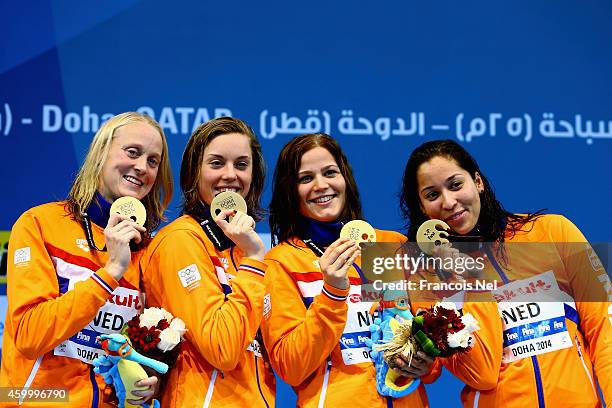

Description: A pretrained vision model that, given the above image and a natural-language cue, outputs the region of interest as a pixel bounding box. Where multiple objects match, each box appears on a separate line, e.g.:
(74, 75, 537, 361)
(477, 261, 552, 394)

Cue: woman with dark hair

(401, 139, 543, 245)
(400, 139, 611, 407)
(0, 112, 173, 407)
(139, 117, 275, 407)
(262, 133, 435, 407)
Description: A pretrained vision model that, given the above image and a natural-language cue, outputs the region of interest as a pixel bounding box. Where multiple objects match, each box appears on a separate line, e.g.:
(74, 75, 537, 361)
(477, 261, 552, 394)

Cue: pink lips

(445, 210, 466, 223)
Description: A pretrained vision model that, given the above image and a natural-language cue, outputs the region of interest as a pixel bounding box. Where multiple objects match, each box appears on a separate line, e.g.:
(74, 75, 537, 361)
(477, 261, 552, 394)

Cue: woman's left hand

(126, 375, 159, 405)
(393, 351, 435, 378)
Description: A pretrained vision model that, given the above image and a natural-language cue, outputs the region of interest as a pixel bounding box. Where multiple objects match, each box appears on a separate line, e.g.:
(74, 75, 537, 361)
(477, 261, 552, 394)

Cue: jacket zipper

(19, 356, 43, 405)
(317, 359, 332, 408)
(202, 369, 219, 408)
(472, 391, 480, 408)
(89, 365, 99, 408)
(574, 334, 598, 398)
(530, 356, 545, 408)
(254, 355, 270, 408)
(485, 247, 545, 408)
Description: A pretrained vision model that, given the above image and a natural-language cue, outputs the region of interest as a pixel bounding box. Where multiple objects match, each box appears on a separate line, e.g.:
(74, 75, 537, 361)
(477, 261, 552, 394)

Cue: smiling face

(297, 146, 346, 222)
(98, 121, 163, 202)
(417, 156, 484, 234)
(198, 132, 253, 206)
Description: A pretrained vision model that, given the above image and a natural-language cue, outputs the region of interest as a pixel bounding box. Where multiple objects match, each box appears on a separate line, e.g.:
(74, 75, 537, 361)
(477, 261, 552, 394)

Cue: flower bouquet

(93, 307, 186, 408)
(122, 307, 187, 367)
(376, 301, 479, 361)
(367, 300, 479, 398)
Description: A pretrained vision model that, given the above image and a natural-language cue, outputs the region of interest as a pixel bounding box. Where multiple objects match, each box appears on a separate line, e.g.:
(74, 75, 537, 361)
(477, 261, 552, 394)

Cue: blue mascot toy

(93, 333, 169, 408)
(365, 294, 421, 398)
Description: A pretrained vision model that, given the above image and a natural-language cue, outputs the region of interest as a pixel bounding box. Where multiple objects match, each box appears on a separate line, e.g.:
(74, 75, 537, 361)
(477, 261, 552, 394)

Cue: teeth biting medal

(211, 191, 248, 222)
(416, 219, 450, 255)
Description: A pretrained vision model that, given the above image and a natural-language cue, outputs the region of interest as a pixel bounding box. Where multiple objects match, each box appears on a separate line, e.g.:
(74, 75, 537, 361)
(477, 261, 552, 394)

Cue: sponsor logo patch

(14, 247, 31, 264)
(178, 264, 202, 292)
(263, 293, 272, 320)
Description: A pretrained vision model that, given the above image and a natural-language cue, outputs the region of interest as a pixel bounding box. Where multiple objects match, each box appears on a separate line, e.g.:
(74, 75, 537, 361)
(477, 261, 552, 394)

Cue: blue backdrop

(1, 1, 611, 406)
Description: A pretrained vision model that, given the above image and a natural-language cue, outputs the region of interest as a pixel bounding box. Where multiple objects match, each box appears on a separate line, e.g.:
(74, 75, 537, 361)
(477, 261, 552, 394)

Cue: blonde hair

(66, 112, 173, 231)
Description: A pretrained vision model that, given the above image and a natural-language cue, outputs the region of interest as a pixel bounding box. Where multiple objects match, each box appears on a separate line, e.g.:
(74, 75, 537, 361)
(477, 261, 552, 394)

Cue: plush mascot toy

(93, 333, 169, 408)
(365, 296, 421, 398)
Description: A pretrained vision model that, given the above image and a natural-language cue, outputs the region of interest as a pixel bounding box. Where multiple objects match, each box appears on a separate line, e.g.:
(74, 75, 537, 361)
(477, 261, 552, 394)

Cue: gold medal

(340, 220, 377, 245)
(416, 219, 450, 255)
(210, 191, 248, 222)
(110, 196, 147, 227)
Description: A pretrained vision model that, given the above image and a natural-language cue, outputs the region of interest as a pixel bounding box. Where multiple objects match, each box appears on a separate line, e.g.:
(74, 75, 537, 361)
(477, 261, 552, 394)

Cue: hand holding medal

(210, 191, 248, 223)
(416, 219, 450, 255)
(416, 219, 481, 279)
(319, 220, 376, 290)
(105, 197, 147, 280)
(210, 191, 264, 261)
(340, 220, 377, 245)
(110, 196, 148, 227)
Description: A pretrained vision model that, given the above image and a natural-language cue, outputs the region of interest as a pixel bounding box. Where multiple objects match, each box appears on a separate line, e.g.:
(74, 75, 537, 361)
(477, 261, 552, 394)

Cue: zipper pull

(575, 334, 582, 357)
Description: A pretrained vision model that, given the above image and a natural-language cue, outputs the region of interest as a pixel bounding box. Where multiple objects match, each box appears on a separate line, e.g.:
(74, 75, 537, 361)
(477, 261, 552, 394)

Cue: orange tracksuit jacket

(261, 229, 436, 408)
(441, 214, 611, 407)
(0, 202, 144, 408)
(139, 215, 275, 408)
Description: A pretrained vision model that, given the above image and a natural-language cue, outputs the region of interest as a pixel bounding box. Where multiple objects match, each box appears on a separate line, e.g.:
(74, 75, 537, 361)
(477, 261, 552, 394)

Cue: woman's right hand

(104, 214, 146, 280)
(319, 238, 360, 290)
(215, 209, 265, 261)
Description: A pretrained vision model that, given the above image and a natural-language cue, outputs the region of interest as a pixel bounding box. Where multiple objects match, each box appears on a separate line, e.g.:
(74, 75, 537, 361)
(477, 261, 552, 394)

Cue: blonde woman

(0, 112, 173, 407)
